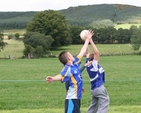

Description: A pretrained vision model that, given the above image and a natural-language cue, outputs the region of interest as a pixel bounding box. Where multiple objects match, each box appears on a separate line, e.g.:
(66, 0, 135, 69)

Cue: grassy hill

(0, 4, 141, 29)
(60, 4, 141, 26)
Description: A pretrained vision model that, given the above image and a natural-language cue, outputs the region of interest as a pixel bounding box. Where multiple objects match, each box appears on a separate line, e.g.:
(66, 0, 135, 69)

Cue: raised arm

(86, 47, 90, 58)
(78, 29, 94, 58)
(89, 38, 99, 61)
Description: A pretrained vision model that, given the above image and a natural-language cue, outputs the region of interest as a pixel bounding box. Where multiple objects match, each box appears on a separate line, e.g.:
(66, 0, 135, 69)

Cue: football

(80, 30, 88, 41)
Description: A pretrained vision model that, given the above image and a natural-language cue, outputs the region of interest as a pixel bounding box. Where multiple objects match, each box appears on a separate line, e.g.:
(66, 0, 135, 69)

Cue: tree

(0, 28, 5, 51)
(15, 33, 20, 40)
(23, 32, 54, 58)
(130, 26, 141, 51)
(27, 10, 72, 47)
(70, 25, 84, 44)
(8, 34, 14, 40)
(116, 28, 130, 44)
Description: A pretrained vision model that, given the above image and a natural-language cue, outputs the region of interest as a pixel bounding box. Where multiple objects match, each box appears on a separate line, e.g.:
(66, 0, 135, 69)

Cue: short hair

(58, 51, 68, 65)
(89, 53, 94, 61)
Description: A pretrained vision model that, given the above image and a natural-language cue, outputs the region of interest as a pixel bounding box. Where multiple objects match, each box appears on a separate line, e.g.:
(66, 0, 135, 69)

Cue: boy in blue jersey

(85, 37, 110, 113)
(46, 30, 94, 113)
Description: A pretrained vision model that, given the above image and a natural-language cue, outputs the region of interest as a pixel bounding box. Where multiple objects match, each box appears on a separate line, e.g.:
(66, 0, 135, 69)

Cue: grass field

(0, 30, 141, 112)
(3, 29, 26, 36)
(0, 55, 141, 113)
(115, 24, 141, 30)
(0, 40, 24, 59)
(0, 39, 136, 59)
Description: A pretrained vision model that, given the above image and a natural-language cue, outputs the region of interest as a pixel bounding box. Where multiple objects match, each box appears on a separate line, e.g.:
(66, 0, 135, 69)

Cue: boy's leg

(65, 99, 81, 113)
(87, 90, 98, 113)
(97, 85, 110, 113)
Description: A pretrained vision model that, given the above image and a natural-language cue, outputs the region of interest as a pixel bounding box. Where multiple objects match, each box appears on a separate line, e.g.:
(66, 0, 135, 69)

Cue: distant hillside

(60, 4, 141, 26)
(0, 4, 141, 29)
(0, 11, 37, 29)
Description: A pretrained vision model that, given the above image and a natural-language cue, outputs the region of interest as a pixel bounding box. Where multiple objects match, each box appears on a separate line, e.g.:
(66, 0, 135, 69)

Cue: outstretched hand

(46, 76, 53, 83)
(84, 61, 92, 67)
(85, 29, 94, 40)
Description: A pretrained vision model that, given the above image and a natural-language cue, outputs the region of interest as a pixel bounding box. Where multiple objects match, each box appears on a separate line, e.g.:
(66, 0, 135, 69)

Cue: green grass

(0, 106, 141, 113)
(0, 39, 24, 59)
(0, 31, 141, 112)
(0, 55, 141, 112)
(0, 39, 136, 58)
(3, 29, 26, 36)
(50, 44, 135, 55)
(115, 24, 141, 30)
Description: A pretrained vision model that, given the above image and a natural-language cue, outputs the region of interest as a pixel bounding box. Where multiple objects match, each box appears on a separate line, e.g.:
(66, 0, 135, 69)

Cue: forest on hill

(60, 4, 141, 26)
(0, 4, 141, 29)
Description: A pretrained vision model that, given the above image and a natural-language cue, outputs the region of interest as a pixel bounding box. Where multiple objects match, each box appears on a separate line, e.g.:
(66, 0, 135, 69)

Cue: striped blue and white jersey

(59, 55, 83, 99)
(86, 58, 105, 90)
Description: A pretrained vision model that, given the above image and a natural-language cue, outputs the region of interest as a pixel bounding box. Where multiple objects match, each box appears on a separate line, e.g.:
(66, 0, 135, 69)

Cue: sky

(0, 0, 141, 12)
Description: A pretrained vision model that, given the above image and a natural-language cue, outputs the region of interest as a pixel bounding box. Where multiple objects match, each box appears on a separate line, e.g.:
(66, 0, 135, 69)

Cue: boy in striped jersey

(85, 37, 110, 113)
(46, 30, 94, 113)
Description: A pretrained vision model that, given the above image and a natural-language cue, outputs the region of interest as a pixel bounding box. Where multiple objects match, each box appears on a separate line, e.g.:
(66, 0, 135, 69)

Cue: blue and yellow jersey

(59, 55, 83, 99)
(86, 58, 105, 90)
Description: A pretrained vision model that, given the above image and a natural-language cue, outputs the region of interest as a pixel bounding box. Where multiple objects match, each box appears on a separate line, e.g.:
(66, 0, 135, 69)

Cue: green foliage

(34, 46, 44, 58)
(8, 34, 14, 40)
(70, 26, 133, 45)
(0, 28, 5, 51)
(0, 12, 36, 29)
(27, 10, 72, 47)
(60, 4, 141, 27)
(23, 32, 54, 58)
(69, 25, 86, 44)
(130, 26, 141, 50)
(91, 19, 114, 28)
(14, 33, 20, 40)
(23, 44, 35, 58)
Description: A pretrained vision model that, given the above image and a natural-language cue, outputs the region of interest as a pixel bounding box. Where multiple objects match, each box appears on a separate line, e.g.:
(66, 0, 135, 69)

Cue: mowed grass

(115, 24, 141, 30)
(0, 106, 141, 113)
(0, 39, 24, 59)
(0, 39, 136, 58)
(0, 34, 141, 112)
(51, 44, 135, 56)
(0, 55, 141, 113)
(3, 29, 26, 36)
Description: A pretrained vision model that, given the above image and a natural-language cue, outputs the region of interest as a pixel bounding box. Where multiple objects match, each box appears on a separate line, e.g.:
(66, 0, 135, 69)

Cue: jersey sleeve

(60, 66, 71, 83)
(80, 66, 85, 72)
(86, 58, 89, 63)
(74, 55, 82, 67)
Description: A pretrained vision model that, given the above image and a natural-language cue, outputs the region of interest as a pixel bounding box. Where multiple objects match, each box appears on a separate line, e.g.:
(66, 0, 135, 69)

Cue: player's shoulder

(92, 59, 98, 66)
(61, 65, 70, 72)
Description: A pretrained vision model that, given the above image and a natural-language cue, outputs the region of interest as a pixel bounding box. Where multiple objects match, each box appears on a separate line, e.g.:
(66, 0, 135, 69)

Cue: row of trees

(0, 12, 36, 29)
(0, 21, 27, 29)
(1, 4, 141, 30)
(0, 10, 141, 58)
(22, 10, 141, 58)
(0, 28, 5, 52)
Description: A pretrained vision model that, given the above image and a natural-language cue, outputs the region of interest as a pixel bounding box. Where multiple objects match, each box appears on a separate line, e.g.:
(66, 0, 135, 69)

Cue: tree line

(1, 4, 141, 30)
(0, 10, 141, 58)
(23, 10, 141, 58)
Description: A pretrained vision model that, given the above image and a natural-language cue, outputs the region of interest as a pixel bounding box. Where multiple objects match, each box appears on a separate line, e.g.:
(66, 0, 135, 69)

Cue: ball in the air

(80, 30, 88, 41)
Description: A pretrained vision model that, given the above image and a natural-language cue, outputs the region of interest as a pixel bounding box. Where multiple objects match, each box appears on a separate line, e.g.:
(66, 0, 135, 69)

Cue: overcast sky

(0, 0, 141, 12)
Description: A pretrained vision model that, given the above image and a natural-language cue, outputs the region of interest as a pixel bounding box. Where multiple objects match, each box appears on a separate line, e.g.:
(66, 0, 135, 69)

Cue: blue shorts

(65, 99, 81, 113)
